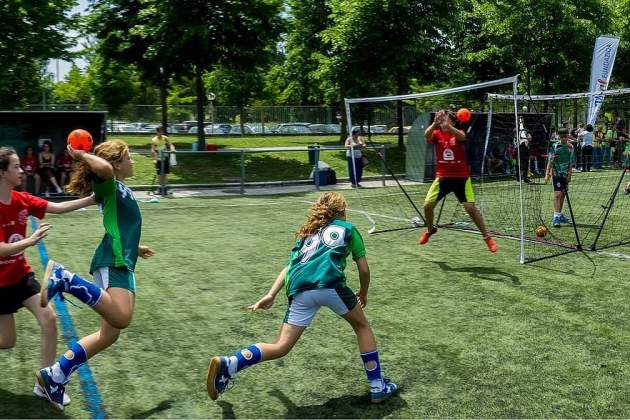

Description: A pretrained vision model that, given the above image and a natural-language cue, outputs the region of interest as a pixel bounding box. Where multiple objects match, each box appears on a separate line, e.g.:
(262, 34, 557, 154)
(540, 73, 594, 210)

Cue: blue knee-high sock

(227, 344, 262, 376)
(62, 271, 102, 307)
(50, 341, 87, 384)
(361, 350, 384, 390)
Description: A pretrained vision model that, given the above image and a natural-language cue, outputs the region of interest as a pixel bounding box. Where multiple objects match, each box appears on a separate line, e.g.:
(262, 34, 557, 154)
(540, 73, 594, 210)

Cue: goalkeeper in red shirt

(418, 110, 497, 253)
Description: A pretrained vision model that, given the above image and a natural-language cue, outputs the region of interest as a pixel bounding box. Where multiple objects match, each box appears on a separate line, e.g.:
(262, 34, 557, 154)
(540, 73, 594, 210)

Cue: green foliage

(0, 0, 76, 108)
(51, 64, 94, 104)
(460, 0, 615, 93)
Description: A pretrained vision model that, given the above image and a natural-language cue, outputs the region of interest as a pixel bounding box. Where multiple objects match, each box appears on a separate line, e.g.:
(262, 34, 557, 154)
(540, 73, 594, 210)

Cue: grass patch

(3, 193, 630, 417)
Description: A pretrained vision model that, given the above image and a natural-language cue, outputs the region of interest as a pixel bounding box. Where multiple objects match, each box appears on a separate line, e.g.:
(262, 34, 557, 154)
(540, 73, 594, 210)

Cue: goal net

(344, 80, 630, 263)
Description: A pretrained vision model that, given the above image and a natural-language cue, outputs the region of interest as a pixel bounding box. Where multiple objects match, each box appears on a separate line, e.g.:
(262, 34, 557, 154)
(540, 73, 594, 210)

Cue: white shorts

(283, 287, 357, 328)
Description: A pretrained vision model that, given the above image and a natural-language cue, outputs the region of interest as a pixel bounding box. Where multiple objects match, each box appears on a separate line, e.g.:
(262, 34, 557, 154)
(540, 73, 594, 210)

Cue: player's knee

(110, 317, 131, 330)
(38, 309, 58, 332)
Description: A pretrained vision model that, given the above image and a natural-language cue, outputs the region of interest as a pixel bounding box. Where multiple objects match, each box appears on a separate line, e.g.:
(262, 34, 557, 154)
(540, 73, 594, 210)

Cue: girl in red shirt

(0, 147, 95, 406)
(20, 146, 41, 194)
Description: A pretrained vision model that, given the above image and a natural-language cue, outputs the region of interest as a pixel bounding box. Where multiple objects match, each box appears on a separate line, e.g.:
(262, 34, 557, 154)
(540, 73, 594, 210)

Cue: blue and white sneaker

(34, 382, 71, 406)
(207, 356, 235, 400)
(552, 215, 561, 228)
(40, 260, 68, 308)
(371, 377, 398, 403)
(35, 367, 66, 411)
(559, 214, 571, 224)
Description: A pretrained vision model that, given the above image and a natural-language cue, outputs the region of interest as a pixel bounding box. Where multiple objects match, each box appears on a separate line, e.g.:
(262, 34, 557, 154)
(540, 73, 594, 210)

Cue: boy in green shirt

(206, 192, 398, 404)
(545, 128, 575, 227)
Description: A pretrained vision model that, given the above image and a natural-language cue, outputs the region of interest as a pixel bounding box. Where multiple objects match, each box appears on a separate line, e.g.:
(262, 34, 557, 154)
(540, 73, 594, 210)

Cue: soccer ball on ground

(535, 226, 548, 238)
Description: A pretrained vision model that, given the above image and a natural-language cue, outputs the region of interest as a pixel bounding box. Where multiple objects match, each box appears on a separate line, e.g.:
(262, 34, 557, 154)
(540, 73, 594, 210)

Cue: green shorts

(425, 177, 475, 204)
(93, 267, 136, 293)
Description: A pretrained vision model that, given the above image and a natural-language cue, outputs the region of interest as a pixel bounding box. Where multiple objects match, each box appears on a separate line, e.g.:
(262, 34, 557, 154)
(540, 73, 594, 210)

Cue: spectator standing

(345, 127, 365, 187)
(593, 126, 605, 169)
(151, 127, 175, 195)
(605, 123, 616, 167)
(20, 146, 40, 194)
(581, 124, 594, 172)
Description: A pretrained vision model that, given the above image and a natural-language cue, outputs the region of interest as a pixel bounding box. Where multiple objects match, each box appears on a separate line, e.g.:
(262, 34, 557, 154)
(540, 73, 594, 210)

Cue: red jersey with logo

(0, 191, 48, 287)
(20, 155, 38, 176)
(429, 128, 469, 178)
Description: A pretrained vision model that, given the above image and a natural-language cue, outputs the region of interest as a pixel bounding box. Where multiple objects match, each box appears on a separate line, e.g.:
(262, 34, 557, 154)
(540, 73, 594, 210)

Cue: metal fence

(152, 145, 390, 194)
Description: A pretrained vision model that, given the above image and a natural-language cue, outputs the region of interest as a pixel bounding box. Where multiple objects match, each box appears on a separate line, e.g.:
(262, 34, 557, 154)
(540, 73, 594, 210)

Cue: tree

(0, 0, 76, 108)
(162, 0, 283, 148)
(460, 0, 615, 95)
(318, 0, 454, 144)
(52, 64, 94, 104)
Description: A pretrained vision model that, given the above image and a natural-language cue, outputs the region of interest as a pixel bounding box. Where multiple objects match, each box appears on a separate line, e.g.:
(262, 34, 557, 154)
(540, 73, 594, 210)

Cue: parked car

(228, 124, 254, 135)
(187, 126, 213, 135)
(388, 126, 411, 134)
(273, 123, 312, 134)
(308, 124, 341, 134)
(351, 125, 388, 134)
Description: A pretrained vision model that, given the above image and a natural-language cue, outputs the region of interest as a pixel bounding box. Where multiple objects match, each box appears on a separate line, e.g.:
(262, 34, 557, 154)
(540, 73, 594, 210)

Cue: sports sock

(52, 342, 88, 384)
(554, 212, 562, 218)
(61, 270, 103, 307)
(361, 350, 384, 390)
(227, 344, 262, 376)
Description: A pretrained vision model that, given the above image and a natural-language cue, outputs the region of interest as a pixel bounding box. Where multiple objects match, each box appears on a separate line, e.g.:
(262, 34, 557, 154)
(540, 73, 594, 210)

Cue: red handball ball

(456, 108, 472, 123)
(67, 129, 93, 152)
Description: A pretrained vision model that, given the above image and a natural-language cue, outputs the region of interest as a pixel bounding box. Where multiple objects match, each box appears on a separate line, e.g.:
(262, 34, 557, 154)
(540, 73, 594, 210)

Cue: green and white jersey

(549, 142, 574, 176)
(285, 219, 366, 298)
(90, 177, 142, 273)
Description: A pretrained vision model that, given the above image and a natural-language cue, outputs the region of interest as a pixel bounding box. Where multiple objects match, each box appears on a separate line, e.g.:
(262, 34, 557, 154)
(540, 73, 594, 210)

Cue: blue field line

(31, 217, 107, 419)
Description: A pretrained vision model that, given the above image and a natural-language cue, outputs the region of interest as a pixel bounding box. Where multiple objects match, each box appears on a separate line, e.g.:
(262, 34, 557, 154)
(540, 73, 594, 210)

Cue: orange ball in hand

(67, 129, 93, 152)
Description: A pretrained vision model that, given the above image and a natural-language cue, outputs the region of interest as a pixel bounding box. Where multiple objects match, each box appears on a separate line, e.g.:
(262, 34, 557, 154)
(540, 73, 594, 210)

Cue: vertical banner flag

(587, 35, 620, 125)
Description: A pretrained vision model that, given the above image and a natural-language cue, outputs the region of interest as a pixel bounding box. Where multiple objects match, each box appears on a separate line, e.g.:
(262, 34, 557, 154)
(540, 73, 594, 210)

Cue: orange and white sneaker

(484, 236, 497, 253)
(418, 228, 437, 245)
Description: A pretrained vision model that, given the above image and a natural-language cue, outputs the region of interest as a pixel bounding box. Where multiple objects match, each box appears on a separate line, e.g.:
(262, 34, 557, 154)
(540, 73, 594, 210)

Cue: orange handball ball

(535, 226, 548, 238)
(456, 108, 472, 123)
(67, 129, 93, 152)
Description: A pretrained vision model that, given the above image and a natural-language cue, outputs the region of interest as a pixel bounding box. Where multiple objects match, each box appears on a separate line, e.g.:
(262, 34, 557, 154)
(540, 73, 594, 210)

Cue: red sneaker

(418, 228, 437, 245)
(484, 236, 497, 253)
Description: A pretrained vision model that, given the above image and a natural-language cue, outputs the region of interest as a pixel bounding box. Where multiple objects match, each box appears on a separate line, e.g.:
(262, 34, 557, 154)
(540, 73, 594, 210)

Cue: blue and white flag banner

(587, 35, 620, 125)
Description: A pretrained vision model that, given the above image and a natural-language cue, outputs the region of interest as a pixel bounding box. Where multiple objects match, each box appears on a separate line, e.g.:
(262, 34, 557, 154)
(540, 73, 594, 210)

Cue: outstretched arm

(248, 266, 288, 311)
(46, 194, 96, 214)
(0, 223, 51, 257)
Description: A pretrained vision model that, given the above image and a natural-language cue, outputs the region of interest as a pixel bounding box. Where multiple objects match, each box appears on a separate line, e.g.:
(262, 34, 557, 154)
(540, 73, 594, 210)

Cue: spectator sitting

(20, 145, 41, 194)
(56, 148, 74, 188)
(38, 141, 63, 197)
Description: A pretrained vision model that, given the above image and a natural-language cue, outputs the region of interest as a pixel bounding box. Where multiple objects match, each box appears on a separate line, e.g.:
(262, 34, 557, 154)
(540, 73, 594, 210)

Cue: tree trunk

(195, 65, 206, 150)
(240, 106, 245, 135)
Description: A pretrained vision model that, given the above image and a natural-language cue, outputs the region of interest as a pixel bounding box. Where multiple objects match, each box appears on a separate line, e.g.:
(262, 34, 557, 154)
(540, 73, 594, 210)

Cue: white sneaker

(34, 382, 71, 406)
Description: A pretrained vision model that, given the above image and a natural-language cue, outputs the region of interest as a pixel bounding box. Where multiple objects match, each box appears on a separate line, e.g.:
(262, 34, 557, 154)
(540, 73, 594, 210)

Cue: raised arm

(69, 147, 114, 180)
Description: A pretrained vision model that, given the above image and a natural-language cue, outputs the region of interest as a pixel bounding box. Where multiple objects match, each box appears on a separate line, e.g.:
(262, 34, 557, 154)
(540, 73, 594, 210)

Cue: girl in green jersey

(37, 140, 154, 411)
(207, 192, 397, 404)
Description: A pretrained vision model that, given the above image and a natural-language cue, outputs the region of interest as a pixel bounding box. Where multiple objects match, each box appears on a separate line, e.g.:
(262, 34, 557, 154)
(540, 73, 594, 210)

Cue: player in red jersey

(0, 147, 95, 405)
(418, 110, 497, 252)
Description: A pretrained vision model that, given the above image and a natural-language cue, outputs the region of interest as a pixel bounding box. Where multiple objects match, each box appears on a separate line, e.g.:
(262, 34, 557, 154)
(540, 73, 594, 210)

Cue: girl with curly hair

(206, 192, 397, 404)
(36, 140, 154, 411)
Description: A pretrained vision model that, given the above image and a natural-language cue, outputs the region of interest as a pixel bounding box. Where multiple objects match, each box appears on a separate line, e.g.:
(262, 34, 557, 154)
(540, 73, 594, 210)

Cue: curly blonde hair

(66, 140, 129, 196)
(295, 192, 347, 238)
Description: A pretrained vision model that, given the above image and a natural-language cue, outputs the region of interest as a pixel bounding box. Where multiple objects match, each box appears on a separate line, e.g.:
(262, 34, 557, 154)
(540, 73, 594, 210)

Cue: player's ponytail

(66, 140, 129, 196)
(296, 192, 347, 238)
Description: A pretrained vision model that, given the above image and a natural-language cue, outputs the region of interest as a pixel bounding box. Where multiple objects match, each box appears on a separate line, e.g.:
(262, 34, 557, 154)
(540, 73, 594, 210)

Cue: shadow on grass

(216, 401, 237, 419)
(433, 261, 521, 285)
(268, 388, 406, 419)
(0, 387, 70, 418)
(129, 399, 175, 418)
